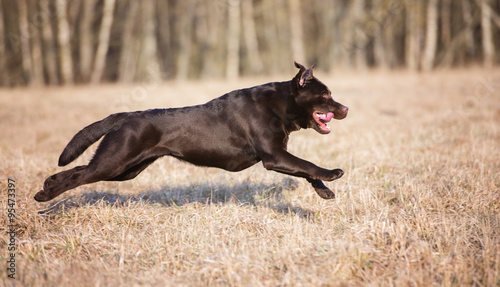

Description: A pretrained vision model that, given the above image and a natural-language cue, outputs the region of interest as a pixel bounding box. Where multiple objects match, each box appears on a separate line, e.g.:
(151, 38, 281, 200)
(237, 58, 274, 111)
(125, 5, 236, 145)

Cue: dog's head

(292, 62, 348, 134)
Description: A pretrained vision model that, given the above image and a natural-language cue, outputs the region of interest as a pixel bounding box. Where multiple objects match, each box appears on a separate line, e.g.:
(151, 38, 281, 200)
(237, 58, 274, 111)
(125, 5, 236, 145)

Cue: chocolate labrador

(34, 62, 348, 202)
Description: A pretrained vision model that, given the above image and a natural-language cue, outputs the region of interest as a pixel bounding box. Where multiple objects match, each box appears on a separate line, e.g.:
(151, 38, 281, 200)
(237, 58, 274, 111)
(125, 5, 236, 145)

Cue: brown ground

(1, 68, 499, 286)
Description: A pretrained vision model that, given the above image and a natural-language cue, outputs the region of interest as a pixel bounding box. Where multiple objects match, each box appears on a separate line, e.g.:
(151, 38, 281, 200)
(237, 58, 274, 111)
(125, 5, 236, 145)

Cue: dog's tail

(58, 112, 132, 166)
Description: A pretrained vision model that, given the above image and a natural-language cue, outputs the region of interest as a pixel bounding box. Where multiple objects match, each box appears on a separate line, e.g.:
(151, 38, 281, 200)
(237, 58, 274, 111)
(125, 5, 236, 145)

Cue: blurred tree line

(0, 0, 499, 86)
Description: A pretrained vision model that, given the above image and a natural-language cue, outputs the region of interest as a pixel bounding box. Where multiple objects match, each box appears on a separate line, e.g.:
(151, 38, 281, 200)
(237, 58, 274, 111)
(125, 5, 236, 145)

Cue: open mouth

(313, 111, 334, 133)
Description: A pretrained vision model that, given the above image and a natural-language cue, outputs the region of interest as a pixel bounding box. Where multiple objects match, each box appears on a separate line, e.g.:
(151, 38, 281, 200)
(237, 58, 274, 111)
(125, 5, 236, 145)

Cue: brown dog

(35, 62, 348, 202)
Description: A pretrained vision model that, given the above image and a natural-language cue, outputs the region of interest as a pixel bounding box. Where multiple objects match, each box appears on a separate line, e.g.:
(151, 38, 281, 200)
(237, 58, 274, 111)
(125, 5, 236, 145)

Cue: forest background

(1, 0, 499, 87)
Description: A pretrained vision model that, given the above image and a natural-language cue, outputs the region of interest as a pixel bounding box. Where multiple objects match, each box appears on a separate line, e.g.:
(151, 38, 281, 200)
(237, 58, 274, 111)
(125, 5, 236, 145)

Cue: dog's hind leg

(34, 134, 133, 202)
(35, 121, 167, 202)
(33, 156, 144, 202)
(34, 165, 96, 202)
(106, 157, 159, 181)
(33, 159, 148, 202)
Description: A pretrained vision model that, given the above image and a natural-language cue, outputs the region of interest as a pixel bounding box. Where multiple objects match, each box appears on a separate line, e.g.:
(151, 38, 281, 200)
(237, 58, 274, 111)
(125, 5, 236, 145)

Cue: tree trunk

(17, 0, 33, 84)
(441, 0, 451, 47)
(156, 0, 173, 79)
(275, 0, 291, 72)
(30, 0, 44, 86)
(79, 0, 96, 82)
(490, 5, 500, 28)
(136, 0, 160, 82)
(56, 0, 74, 85)
(405, 1, 420, 71)
(339, 0, 365, 70)
(352, 0, 367, 71)
(262, 0, 280, 73)
(40, 0, 58, 85)
(289, 0, 305, 64)
(0, 0, 6, 85)
(318, 0, 336, 72)
(226, 0, 241, 80)
(199, 0, 225, 79)
(90, 0, 116, 84)
(383, 9, 398, 68)
(481, 0, 495, 68)
(338, 14, 353, 69)
(462, 0, 476, 58)
(261, 0, 291, 73)
(373, 0, 388, 70)
(422, 0, 438, 71)
(241, 0, 263, 74)
(118, 0, 139, 83)
(175, 0, 194, 80)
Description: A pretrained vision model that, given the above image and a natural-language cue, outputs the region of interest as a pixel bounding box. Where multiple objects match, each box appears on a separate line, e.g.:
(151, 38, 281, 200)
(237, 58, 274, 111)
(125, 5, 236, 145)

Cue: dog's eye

(322, 93, 330, 99)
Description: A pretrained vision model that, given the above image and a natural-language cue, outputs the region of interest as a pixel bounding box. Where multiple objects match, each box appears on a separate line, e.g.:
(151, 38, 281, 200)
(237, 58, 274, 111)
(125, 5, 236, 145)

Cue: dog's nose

(342, 106, 349, 114)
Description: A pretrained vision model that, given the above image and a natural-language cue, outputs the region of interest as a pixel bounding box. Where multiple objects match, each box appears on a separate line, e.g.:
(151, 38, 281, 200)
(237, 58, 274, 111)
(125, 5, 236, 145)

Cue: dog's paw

(34, 190, 52, 202)
(314, 186, 335, 199)
(307, 178, 335, 199)
(326, 169, 344, 181)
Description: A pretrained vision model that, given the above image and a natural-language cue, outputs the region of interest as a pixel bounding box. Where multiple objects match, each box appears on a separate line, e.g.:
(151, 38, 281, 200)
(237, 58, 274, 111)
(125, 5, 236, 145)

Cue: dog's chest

(173, 148, 260, 172)
(282, 134, 290, 150)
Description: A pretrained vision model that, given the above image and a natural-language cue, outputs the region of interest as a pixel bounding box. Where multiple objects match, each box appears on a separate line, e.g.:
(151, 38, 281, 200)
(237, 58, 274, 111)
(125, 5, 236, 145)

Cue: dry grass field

(1, 69, 499, 286)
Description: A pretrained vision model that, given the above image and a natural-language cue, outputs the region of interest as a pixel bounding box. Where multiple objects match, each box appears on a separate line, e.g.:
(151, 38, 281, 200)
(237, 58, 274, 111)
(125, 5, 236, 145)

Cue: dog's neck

(284, 80, 308, 133)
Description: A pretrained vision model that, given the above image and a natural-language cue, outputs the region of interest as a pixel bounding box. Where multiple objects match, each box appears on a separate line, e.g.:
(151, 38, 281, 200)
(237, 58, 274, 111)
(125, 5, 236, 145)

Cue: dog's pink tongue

(325, 112, 334, 122)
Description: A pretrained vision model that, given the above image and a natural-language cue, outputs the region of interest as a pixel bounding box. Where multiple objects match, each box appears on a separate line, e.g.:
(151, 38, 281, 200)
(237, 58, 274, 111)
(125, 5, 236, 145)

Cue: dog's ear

(294, 61, 306, 71)
(294, 62, 315, 88)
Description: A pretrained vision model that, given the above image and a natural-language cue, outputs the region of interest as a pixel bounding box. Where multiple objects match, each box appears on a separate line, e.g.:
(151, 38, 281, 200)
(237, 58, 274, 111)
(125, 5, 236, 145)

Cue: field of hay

(1, 69, 499, 286)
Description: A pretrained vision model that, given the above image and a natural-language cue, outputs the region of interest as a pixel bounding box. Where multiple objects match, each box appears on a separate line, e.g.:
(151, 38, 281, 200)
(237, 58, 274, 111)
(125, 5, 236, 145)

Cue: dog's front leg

(306, 178, 337, 199)
(259, 150, 343, 181)
(259, 151, 343, 199)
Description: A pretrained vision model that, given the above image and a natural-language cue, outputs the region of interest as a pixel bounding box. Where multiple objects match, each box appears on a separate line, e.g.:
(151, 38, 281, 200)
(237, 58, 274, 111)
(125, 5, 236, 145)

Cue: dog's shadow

(38, 177, 316, 219)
